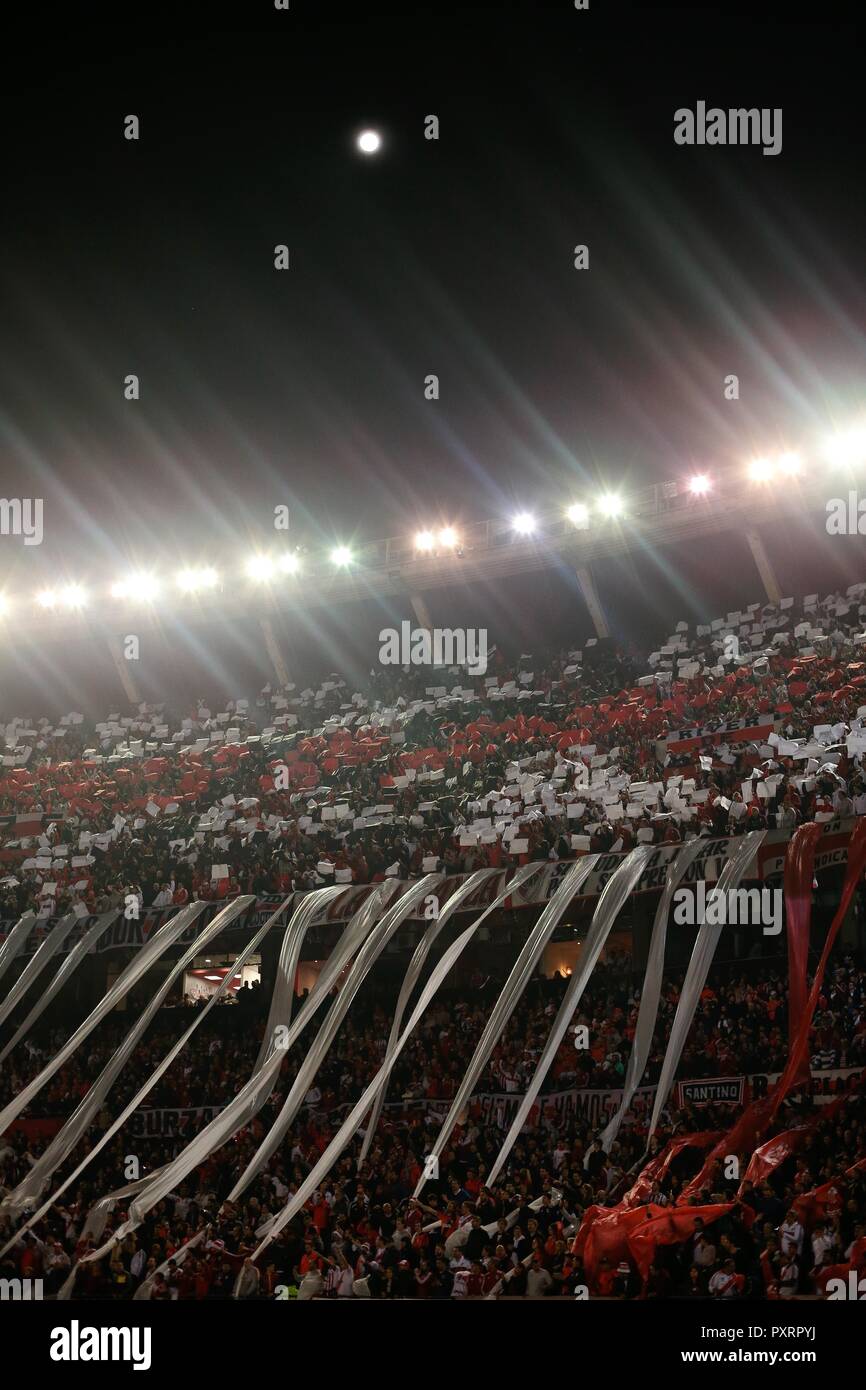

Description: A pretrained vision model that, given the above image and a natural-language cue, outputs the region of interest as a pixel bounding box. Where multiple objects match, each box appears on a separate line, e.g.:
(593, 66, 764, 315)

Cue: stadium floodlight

(438, 526, 458, 548)
(357, 129, 382, 154)
(331, 545, 353, 567)
(177, 567, 219, 592)
(777, 451, 802, 477)
(414, 529, 435, 552)
(278, 552, 300, 574)
(0, 594, 8, 615)
(111, 573, 160, 601)
(512, 512, 537, 535)
(597, 493, 624, 518)
(748, 458, 774, 483)
(566, 502, 589, 525)
(60, 584, 87, 609)
(824, 427, 866, 468)
(688, 474, 711, 495)
(36, 589, 57, 609)
(245, 555, 274, 583)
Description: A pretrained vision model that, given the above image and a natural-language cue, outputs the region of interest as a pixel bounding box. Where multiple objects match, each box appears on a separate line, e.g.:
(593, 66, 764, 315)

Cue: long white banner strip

(251, 915, 500, 1256)
(1, 895, 257, 1215)
(0, 912, 80, 1028)
(0, 912, 120, 1064)
(226, 874, 446, 1200)
(253, 879, 397, 1077)
(0, 912, 37, 986)
(132, 1226, 210, 1301)
(73, 884, 361, 1261)
(486, 845, 655, 1186)
(359, 864, 544, 1165)
(412, 854, 601, 1199)
(124, 871, 539, 1281)
(5, 900, 292, 1265)
(647, 830, 766, 1139)
(0, 901, 208, 1138)
(73, 880, 388, 1256)
(600, 838, 708, 1152)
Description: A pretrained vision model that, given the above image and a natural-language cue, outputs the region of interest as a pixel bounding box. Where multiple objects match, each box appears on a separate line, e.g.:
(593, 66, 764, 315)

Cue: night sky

(1, 2, 864, 710)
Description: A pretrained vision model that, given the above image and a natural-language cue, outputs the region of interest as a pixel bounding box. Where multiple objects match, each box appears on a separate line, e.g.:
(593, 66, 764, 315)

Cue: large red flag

(627, 1202, 753, 1282)
(679, 819, 866, 1202)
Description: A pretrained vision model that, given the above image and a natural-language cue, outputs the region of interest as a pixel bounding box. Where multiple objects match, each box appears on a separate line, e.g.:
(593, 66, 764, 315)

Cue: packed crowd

(1, 580, 866, 1299)
(1, 582, 866, 929)
(1, 949, 865, 1299)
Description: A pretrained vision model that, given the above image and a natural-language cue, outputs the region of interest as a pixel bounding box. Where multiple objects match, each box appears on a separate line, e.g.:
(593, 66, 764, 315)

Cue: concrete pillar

(574, 565, 609, 640)
(260, 617, 291, 688)
(106, 635, 140, 704)
(744, 529, 782, 605)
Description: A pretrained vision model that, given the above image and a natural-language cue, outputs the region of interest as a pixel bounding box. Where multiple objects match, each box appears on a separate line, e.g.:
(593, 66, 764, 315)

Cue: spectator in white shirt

(780, 1213, 804, 1257)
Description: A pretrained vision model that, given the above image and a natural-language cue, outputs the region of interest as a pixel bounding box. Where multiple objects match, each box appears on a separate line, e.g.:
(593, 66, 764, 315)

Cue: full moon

(357, 129, 382, 154)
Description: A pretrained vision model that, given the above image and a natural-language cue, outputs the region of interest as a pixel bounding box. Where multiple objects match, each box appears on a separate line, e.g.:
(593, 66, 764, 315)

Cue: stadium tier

(1, 578, 866, 1303)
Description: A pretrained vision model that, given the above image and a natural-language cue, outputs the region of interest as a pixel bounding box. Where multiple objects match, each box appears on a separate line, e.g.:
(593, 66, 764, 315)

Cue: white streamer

(600, 838, 708, 1151)
(413, 853, 601, 1198)
(486, 845, 654, 1186)
(647, 830, 766, 1139)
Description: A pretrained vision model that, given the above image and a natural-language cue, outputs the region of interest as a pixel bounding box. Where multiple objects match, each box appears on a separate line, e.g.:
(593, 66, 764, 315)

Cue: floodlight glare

(357, 129, 382, 154)
(178, 567, 219, 592)
(512, 512, 537, 535)
(245, 556, 274, 583)
(689, 474, 711, 495)
(331, 545, 353, 567)
(438, 527, 458, 548)
(36, 589, 57, 609)
(414, 530, 435, 552)
(777, 452, 801, 477)
(278, 552, 300, 575)
(748, 458, 774, 483)
(824, 428, 866, 468)
(60, 584, 87, 609)
(112, 573, 160, 601)
(598, 493, 623, 518)
(566, 502, 589, 525)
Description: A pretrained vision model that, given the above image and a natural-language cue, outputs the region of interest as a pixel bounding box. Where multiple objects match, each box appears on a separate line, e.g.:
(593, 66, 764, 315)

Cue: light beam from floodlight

(61, 584, 87, 609)
(748, 458, 774, 483)
(36, 589, 57, 609)
(566, 502, 589, 525)
(512, 512, 536, 536)
(331, 545, 353, 567)
(278, 553, 300, 575)
(111, 573, 160, 602)
(689, 474, 710, 495)
(245, 556, 274, 583)
(598, 494, 623, 518)
(178, 567, 219, 592)
(777, 452, 801, 477)
(414, 530, 435, 552)
(438, 527, 458, 548)
(357, 130, 382, 154)
(824, 428, 866, 469)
